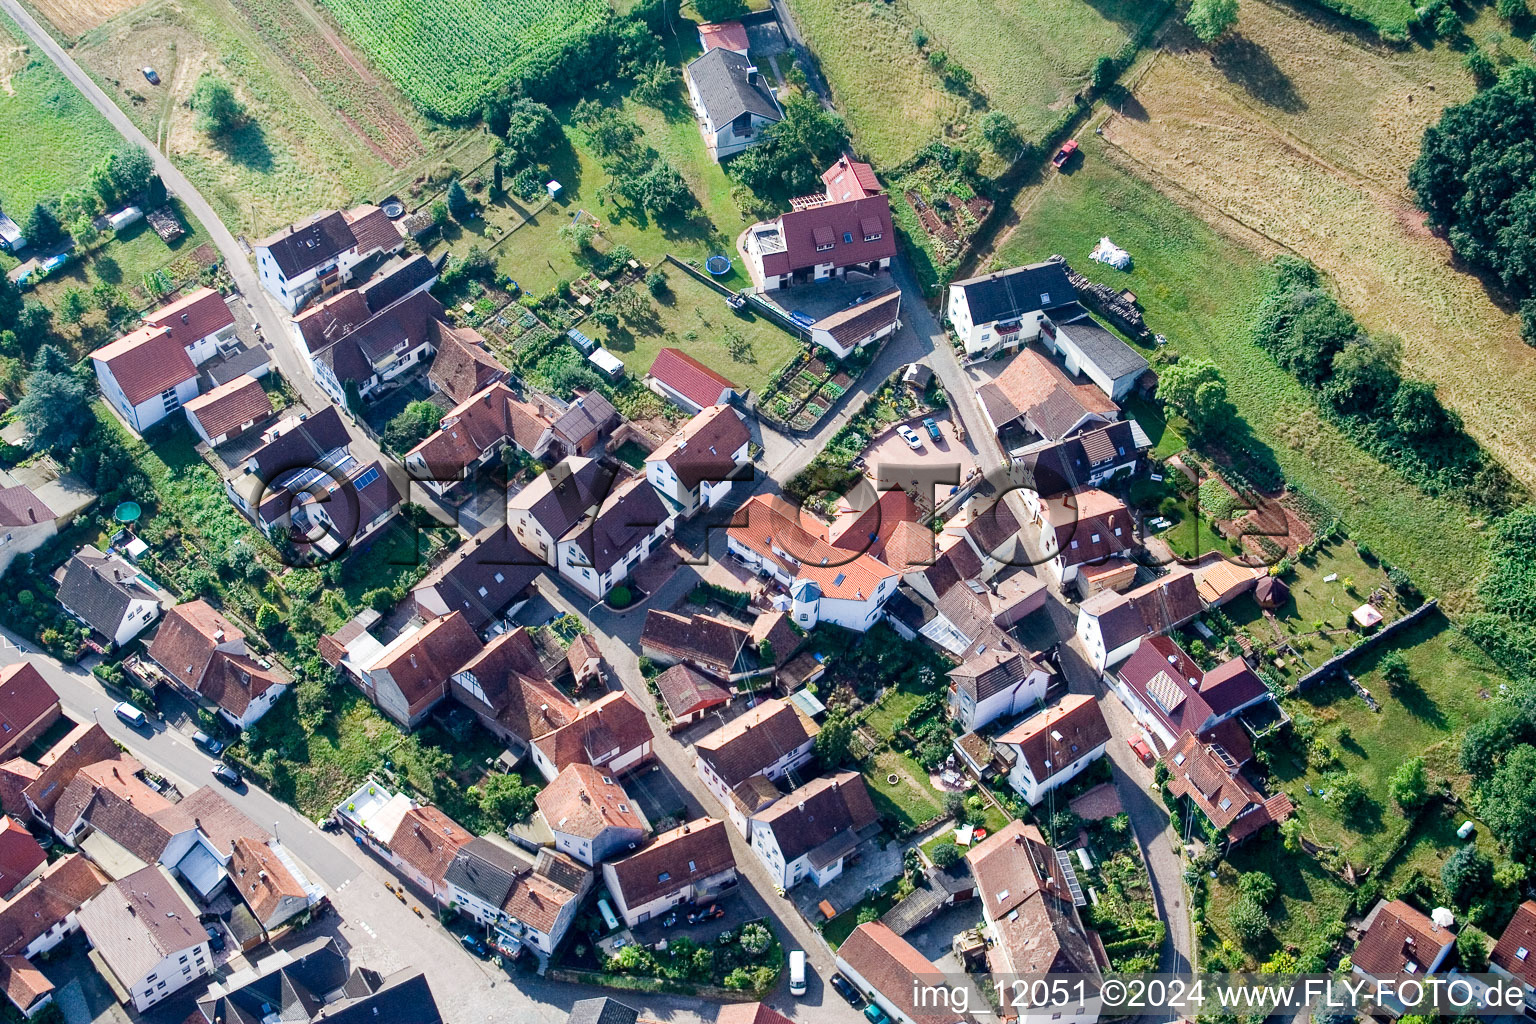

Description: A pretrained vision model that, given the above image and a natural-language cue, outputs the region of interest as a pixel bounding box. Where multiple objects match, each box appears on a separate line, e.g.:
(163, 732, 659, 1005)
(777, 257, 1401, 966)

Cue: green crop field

(317, 0, 610, 120)
(0, 13, 121, 216)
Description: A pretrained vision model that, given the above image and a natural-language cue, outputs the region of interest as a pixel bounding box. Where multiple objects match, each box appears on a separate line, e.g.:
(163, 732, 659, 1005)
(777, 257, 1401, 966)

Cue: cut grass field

(1269, 611, 1504, 867)
(992, 139, 1488, 608)
(0, 12, 121, 214)
(1100, 1, 1536, 490)
(67, 0, 458, 236)
(864, 748, 945, 833)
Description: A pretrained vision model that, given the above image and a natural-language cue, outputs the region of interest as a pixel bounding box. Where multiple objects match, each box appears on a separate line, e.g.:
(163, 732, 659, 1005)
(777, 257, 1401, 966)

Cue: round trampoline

(705, 254, 732, 275)
(113, 501, 142, 524)
(381, 200, 405, 219)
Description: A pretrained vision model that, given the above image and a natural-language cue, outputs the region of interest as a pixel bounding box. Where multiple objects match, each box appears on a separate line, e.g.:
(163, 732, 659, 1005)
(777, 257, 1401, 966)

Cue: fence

(1294, 598, 1440, 691)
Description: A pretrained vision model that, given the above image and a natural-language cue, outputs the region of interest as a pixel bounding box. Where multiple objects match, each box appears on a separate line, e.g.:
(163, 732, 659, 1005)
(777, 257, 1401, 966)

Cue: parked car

(864, 1003, 891, 1024)
(831, 974, 865, 1009)
(210, 762, 242, 787)
(205, 925, 226, 953)
(141, 67, 160, 85)
(1052, 139, 1079, 169)
(459, 934, 489, 958)
(193, 731, 225, 755)
(114, 702, 148, 729)
(686, 904, 724, 925)
(789, 949, 807, 996)
(922, 416, 942, 441)
(896, 424, 923, 450)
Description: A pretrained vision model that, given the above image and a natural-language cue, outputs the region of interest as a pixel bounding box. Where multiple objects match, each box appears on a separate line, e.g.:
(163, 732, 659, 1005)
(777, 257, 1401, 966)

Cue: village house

(695, 698, 818, 833)
(1352, 900, 1456, 1014)
(0, 818, 45, 900)
(333, 778, 472, 905)
(426, 319, 507, 404)
(743, 159, 896, 291)
(529, 691, 654, 783)
(1023, 488, 1136, 592)
(640, 609, 755, 682)
(683, 48, 782, 161)
(406, 383, 558, 494)
(446, 628, 579, 757)
(1013, 421, 1150, 496)
(1037, 307, 1150, 402)
(408, 523, 542, 631)
(444, 838, 590, 959)
(696, 19, 749, 54)
(183, 374, 274, 448)
(645, 348, 741, 414)
(0, 665, 61, 764)
(535, 763, 649, 867)
(144, 600, 287, 729)
(0, 854, 108, 1019)
(307, 291, 453, 408)
(77, 865, 211, 1012)
(1162, 729, 1294, 844)
(808, 287, 903, 360)
(0, 481, 62, 578)
(993, 694, 1111, 805)
(343, 612, 481, 729)
(1490, 901, 1536, 1004)
(652, 664, 732, 729)
(975, 348, 1121, 453)
(645, 404, 751, 518)
(197, 937, 444, 1024)
(945, 495, 1027, 582)
(91, 288, 238, 433)
(227, 836, 322, 935)
(726, 493, 901, 631)
(1112, 635, 1278, 758)
(836, 922, 976, 1024)
(255, 205, 403, 314)
(555, 473, 675, 602)
(946, 648, 1051, 733)
(269, 460, 402, 556)
(600, 818, 736, 927)
(895, 576, 1041, 660)
(9, 722, 120, 823)
(54, 545, 163, 648)
(966, 821, 1103, 1024)
(948, 260, 1077, 358)
(224, 406, 352, 523)
(285, 254, 437, 366)
(1076, 567, 1203, 673)
(506, 457, 612, 567)
(746, 771, 878, 890)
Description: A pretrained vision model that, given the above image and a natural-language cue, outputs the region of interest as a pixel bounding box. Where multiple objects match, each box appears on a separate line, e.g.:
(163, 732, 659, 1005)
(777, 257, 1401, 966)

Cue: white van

(789, 949, 807, 996)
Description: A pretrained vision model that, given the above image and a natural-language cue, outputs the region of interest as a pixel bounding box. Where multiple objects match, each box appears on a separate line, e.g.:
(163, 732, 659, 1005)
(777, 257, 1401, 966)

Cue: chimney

(181, 312, 189, 324)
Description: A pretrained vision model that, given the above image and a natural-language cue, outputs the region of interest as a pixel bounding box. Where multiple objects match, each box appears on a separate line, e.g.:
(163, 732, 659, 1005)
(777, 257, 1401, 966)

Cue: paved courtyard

(861, 410, 979, 501)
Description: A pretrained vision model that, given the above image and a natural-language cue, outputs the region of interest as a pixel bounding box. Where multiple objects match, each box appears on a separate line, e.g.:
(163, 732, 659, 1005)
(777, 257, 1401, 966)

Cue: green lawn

(1122, 394, 1186, 460)
(862, 684, 928, 739)
(864, 748, 945, 834)
(996, 141, 1488, 606)
(1202, 833, 1354, 968)
(1158, 514, 1244, 562)
(0, 13, 121, 215)
(1270, 612, 1505, 867)
(918, 804, 1010, 861)
(822, 882, 898, 948)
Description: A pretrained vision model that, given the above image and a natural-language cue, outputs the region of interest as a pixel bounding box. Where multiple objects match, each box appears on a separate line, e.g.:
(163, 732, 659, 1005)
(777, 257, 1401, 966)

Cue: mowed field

(785, 0, 1160, 167)
(0, 13, 121, 213)
(23, 0, 140, 34)
(66, 0, 460, 236)
(1098, 0, 1536, 488)
(902, 0, 1159, 140)
(316, 0, 609, 121)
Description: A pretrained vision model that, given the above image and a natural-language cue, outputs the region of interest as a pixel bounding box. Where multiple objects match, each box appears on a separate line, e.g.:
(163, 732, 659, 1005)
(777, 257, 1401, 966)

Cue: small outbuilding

(1254, 576, 1290, 610)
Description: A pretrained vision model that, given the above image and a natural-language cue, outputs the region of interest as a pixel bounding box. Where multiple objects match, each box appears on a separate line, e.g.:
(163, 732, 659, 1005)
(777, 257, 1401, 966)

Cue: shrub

(857, 905, 881, 925)
(1237, 871, 1276, 907)
(1388, 756, 1430, 810)
(1442, 845, 1494, 906)
(608, 584, 634, 608)
(1466, 49, 1497, 89)
(740, 922, 771, 956)
(1186, 0, 1239, 42)
(930, 842, 961, 869)
(1230, 895, 1271, 945)
(190, 75, 245, 135)
(1092, 54, 1116, 92)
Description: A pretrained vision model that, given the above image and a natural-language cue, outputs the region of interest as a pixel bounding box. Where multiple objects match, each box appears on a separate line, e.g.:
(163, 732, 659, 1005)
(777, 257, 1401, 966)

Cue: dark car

(193, 730, 225, 756)
(459, 934, 489, 958)
(922, 416, 942, 441)
(831, 974, 865, 1008)
(686, 904, 724, 925)
(205, 925, 226, 953)
(141, 66, 160, 85)
(211, 762, 242, 787)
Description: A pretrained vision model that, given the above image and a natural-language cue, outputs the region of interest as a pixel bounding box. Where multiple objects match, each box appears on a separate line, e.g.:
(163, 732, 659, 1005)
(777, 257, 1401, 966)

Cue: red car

(1052, 139, 1079, 169)
(1128, 736, 1154, 766)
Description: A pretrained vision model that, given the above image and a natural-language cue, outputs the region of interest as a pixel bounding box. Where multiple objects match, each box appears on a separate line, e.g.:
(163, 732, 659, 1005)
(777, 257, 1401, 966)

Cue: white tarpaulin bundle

(1090, 236, 1132, 270)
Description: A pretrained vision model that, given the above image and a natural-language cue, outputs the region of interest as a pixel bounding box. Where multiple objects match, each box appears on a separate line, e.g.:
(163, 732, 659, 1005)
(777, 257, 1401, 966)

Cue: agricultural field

(991, 139, 1488, 608)
(1098, 0, 1536, 489)
(67, 0, 456, 235)
(316, 0, 609, 120)
(0, 12, 121, 214)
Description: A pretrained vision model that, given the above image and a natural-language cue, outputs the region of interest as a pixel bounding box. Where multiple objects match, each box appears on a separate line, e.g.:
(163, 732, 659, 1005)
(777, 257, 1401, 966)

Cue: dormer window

(816, 241, 835, 252)
(863, 232, 882, 242)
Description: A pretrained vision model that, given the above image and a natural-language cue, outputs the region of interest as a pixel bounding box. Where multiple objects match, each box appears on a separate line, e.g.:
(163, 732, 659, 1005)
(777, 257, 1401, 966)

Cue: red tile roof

(143, 287, 235, 346)
(367, 612, 481, 715)
(389, 806, 473, 891)
(695, 698, 817, 789)
(91, 326, 198, 407)
(0, 854, 107, 958)
(0, 664, 59, 751)
(821, 156, 882, 202)
(653, 664, 732, 721)
(758, 195, 896, 278)
(532, 691, 652, 776)
(148, 600, 245, 692)
(605, 818, 734, 909)
(697, 20, 750, 52)
(647, 348, 737, 410)
(837, 923, 972, 1024)
(996, 694, 1110, 782)
(183, 375, 273, 441)
(229, 836, 307, 924)
(427, 325, 506, 405)
(1493, 901, 1536, 988)
(0, 818, 44, 899)
(536, 763, 647, 840)
(343, 204, 403, 256)
(1353, 899, 1454, 978)
(646, 405, 750, 488)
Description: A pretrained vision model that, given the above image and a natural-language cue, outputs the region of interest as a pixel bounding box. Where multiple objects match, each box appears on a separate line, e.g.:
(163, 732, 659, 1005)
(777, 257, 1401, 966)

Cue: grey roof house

(54, 546, 164, 649)
(684, 48, 783, 161)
